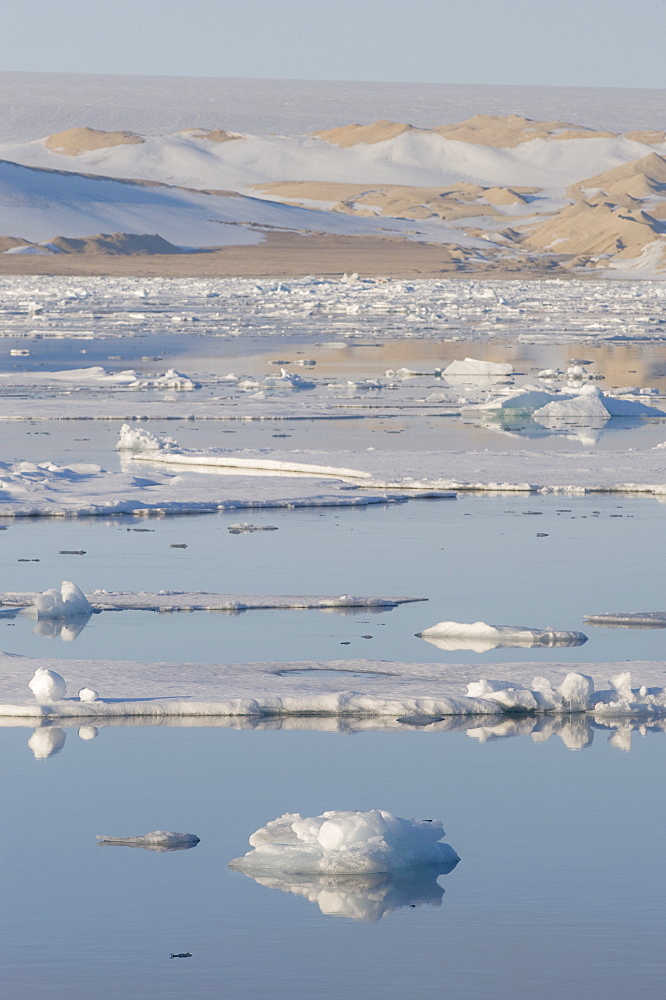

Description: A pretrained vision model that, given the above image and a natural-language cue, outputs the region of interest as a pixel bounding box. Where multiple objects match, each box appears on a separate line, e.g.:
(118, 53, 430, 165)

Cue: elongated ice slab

(96, 831, 200, 851)
(417, 620, 588, 650)
(584, 612, 666, 628)
(229, 810, 459, 876)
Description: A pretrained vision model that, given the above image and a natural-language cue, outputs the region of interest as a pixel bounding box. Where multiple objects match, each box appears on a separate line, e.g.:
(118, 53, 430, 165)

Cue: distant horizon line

(0, 70, 663, 94)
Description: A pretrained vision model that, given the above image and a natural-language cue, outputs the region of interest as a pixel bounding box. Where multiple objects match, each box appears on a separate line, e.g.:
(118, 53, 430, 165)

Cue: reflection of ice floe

(22, 581, 92, 619)
(243, 865, 456, 922)
(417, 620, 588, 651)
(229, 809, 459, 876)
(31, 612, 92, 640)
(28, 726, 66, 759)
(584, 611, 666, 628)
(96, 831, 200, 851)
(78, 725, 98, 740)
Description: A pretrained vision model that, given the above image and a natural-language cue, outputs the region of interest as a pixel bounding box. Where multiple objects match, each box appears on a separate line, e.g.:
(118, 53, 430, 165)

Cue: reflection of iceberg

(96, 831, 200, 852)
(242, 864, 457, 922)
(31, 612, 92, 641)
(229, 809, 459, 876)
(28, 726, 66, 759)
(417, 621, 587, 651)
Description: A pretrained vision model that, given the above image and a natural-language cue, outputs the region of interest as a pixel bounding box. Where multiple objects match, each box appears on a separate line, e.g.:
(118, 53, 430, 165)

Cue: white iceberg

(417, 621, 587, 650)
(24, 581, 92, 620)
(115, 423, 177, 451)
(443, 358, 513, 377)
(229, 809, 459, 876)
(96, 831, 200, 851)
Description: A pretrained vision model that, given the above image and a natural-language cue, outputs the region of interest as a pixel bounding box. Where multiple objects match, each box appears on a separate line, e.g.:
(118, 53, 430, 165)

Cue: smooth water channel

(1, 493, 665, 667)
(0, 720, 663, 999)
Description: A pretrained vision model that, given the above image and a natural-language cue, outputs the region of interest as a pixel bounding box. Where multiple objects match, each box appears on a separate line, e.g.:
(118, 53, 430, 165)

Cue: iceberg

(229, 809, 459, 876)
(23, 581, 92, 620)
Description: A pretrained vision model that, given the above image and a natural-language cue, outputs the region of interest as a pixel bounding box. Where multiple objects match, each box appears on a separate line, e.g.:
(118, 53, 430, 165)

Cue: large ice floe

(96, 831, 200, 851)
(416, 620, 587, 653)
(1, 589, 424, 613)
(4, 655, 666, 722)
(228, 810, 459, 876)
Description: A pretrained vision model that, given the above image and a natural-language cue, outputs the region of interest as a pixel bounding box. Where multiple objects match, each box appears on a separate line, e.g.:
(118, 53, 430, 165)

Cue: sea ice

(228, 809, 459, 876)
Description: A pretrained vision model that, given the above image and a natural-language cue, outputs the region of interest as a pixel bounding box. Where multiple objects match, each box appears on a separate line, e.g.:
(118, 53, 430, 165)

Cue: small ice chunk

(29, 667, 67, 702)
(230, 809, 459, 876)
(78, 687, 98, 703)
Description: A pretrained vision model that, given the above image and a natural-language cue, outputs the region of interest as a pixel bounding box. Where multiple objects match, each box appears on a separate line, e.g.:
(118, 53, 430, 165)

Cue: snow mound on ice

(97, 831, 200, 850)
(229, 809, 459, 875)
(24, 581, 92, 619)
(28, 667, 67, 702)
(417, 620, 587, 649)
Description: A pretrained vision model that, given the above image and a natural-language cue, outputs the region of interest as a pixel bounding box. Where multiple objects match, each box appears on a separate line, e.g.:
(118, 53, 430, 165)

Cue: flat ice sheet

(0, 591, 424, 612)
(2, 652, 666, 720)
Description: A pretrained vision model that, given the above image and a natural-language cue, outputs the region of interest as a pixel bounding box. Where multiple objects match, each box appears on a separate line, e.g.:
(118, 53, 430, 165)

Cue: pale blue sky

(4, 0, 666, 88)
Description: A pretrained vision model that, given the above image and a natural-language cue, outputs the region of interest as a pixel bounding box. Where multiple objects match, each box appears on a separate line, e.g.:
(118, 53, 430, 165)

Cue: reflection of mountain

(235, 863, 458, 921)
(31, 612, 92, 641)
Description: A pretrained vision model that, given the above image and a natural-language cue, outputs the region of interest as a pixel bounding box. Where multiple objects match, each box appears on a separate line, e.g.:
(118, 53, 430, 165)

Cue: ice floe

(229, 809, 459, 876)
(1, 590, 424, 613)
(416, 620, 588, 652)
(4, 655, 666, 720)
(584, 611, 666, 627)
